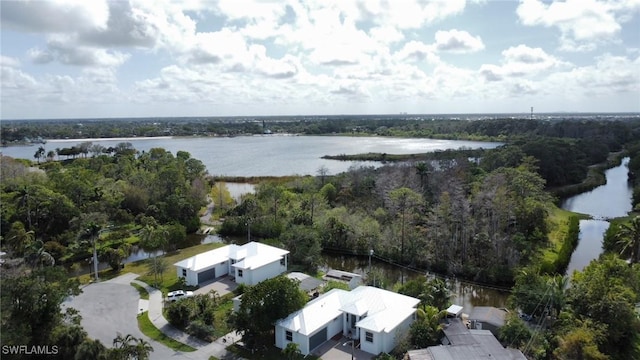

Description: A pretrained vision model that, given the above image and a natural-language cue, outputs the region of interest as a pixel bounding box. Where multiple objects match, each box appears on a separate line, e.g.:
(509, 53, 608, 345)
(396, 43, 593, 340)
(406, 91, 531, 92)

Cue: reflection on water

(565, 220, 610, 275)
(225, 182, 256, 202)
(561, 158, 632, 218)
(561, 158, 632, 274)
(67, 234, 224, 277)
(320, 254, 508, 314)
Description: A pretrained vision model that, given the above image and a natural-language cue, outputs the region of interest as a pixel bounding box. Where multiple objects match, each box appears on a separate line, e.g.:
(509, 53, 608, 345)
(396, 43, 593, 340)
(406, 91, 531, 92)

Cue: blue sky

(1, 0, 639, 119)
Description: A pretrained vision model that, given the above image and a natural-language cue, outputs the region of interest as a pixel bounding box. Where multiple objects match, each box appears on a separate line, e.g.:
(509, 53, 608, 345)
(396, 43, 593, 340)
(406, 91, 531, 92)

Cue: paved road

(64, 273, 242, 360)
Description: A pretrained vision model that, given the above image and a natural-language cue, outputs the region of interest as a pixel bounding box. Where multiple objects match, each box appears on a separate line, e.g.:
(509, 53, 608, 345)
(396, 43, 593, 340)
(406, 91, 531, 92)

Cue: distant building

(275, 286, 420, 356)
(287, 272, 324, 295)
(322, 269, 362, 289)
(173, 242, 289, 286)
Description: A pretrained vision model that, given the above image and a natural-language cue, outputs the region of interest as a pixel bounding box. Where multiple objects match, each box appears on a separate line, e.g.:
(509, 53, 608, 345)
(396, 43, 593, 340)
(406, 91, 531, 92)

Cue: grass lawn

(77, 242, 225, 294)
(130, 282, 149, 300)
(540, 205, 589, 266)
(213, 295, 234, 338)
(137, 311, 196, 352)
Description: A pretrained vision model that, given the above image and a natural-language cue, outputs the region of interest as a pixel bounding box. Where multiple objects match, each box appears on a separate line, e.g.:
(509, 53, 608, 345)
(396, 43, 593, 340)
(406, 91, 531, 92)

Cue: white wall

(176, 266, 200, 287)
(212, 261, 230, 278)
(275, 325, 310, 355)
(238, 259, 286, 286)
(359, 311, 415, 355)
(275, 314, 342, 356)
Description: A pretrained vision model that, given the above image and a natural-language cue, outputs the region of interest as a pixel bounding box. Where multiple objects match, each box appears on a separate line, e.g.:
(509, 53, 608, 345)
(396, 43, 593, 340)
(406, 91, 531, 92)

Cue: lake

(1, 135, 502, 177)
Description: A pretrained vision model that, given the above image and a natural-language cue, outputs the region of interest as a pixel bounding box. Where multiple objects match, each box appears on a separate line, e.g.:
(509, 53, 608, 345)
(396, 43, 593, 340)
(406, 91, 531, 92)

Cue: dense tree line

(4, 116, 637, 147)
(219, 154, 555, 285)
(1, 145, 208, 266)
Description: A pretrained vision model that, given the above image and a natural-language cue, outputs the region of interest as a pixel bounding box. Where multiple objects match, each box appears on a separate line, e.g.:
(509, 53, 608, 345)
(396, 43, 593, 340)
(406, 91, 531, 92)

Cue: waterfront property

(173, 241, 289, 286)
(322, 269, 363, 290)
(275, 286, 420, 356)
(407, 318, 526, 360)
(468, 306, 509, 337)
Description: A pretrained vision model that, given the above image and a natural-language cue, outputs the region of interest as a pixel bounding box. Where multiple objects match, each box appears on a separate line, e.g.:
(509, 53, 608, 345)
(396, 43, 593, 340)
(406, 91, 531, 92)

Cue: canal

(561, 157, 633, 275)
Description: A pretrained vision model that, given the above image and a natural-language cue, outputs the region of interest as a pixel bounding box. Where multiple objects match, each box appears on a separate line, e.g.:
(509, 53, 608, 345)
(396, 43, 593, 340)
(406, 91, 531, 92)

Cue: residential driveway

(312, 338, 374, 360)
(194, 276, 237, 296)
(63, 274, 181, 359)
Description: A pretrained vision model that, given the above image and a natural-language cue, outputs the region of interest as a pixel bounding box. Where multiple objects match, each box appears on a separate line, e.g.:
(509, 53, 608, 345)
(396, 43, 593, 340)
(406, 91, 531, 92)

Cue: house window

(286, 330, 293, 341)
(365, 331, 373, 343)
(238, 269, 243, 277)
(280, 257, 285, 266)
(182, 269, 187, 277)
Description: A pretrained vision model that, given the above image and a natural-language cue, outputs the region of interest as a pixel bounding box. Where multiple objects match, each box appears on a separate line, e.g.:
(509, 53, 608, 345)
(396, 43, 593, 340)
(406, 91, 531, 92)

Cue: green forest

(1, 116, 640, 359)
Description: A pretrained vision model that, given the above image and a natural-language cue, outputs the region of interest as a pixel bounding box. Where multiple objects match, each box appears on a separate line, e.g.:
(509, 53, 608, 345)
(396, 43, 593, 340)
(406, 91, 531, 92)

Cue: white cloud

(369, 26, 405, 45)
(352, 0, 467, 29)
(1, 65, 37, 90)
(27, 36, 130, 67)
(569, 54, 640, 93)
(434, 29, 484, 53)
(0, 0, 109, 33)
(78, 1, 162, 48)
(479, 45, 570, 80)
(516, 0, 639, 51)
(394, 41, 440, 63)
(0, 56, 21, 68)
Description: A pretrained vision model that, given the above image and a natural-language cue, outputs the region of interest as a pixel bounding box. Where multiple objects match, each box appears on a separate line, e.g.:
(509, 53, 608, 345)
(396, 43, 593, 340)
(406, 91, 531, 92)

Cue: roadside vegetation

(164, 291, 233, 341)
(130, 282, 149, 300)
(137, 311, 196, 352)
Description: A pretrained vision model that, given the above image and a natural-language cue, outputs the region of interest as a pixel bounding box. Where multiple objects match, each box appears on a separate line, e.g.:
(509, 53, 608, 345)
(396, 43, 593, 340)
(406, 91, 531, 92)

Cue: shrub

(165, 301, 193, 328)
(186, 320, 214, 341)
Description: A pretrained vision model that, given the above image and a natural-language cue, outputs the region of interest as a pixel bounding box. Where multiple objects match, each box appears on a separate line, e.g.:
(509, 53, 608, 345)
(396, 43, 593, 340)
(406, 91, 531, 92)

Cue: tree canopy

(230, 275, 307, 348)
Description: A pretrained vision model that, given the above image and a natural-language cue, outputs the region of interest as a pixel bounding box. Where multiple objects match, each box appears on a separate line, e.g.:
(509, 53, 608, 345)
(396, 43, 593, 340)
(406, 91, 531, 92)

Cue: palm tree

(139, 224, 168, 287)
(112, 333, 153, 360)
(24, 238, 55, 267)
(5, 221, 34, 257)
(615, 216, 640, 264)
(34, 146, 45, 164)
(412, 305, 447, 347)
(46, 150, 55, 162)
(77, 217, 105, 282)
(547, 275, 568, 318)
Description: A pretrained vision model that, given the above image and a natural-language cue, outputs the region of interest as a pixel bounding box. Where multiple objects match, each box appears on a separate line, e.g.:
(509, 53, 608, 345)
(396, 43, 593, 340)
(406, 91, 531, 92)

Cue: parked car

(166, 290, 194, 302)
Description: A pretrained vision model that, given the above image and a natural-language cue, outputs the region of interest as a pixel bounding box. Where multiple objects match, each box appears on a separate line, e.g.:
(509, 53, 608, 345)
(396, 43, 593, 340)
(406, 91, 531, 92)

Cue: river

(561, 157, 633, 275)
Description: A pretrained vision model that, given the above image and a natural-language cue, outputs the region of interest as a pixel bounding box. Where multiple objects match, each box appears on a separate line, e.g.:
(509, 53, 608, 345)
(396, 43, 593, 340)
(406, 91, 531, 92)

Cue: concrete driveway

(312, 338, 374, 360)
(194, 276, 237, 296)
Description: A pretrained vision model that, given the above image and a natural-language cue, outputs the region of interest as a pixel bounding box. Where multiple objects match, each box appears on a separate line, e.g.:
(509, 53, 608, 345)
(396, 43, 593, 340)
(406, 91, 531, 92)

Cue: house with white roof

(173, 241, 289, 286)
(275, 286, 420, 356)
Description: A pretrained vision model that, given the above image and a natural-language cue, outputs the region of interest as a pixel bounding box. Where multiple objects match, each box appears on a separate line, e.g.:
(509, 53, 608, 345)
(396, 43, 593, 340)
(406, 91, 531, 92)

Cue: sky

(1, 0, 639, 120)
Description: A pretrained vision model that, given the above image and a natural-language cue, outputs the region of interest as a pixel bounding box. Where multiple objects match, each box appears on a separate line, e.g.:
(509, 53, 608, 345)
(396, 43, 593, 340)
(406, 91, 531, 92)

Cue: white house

(173, 242, 289, 287)
(275, 286, 420, 356)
